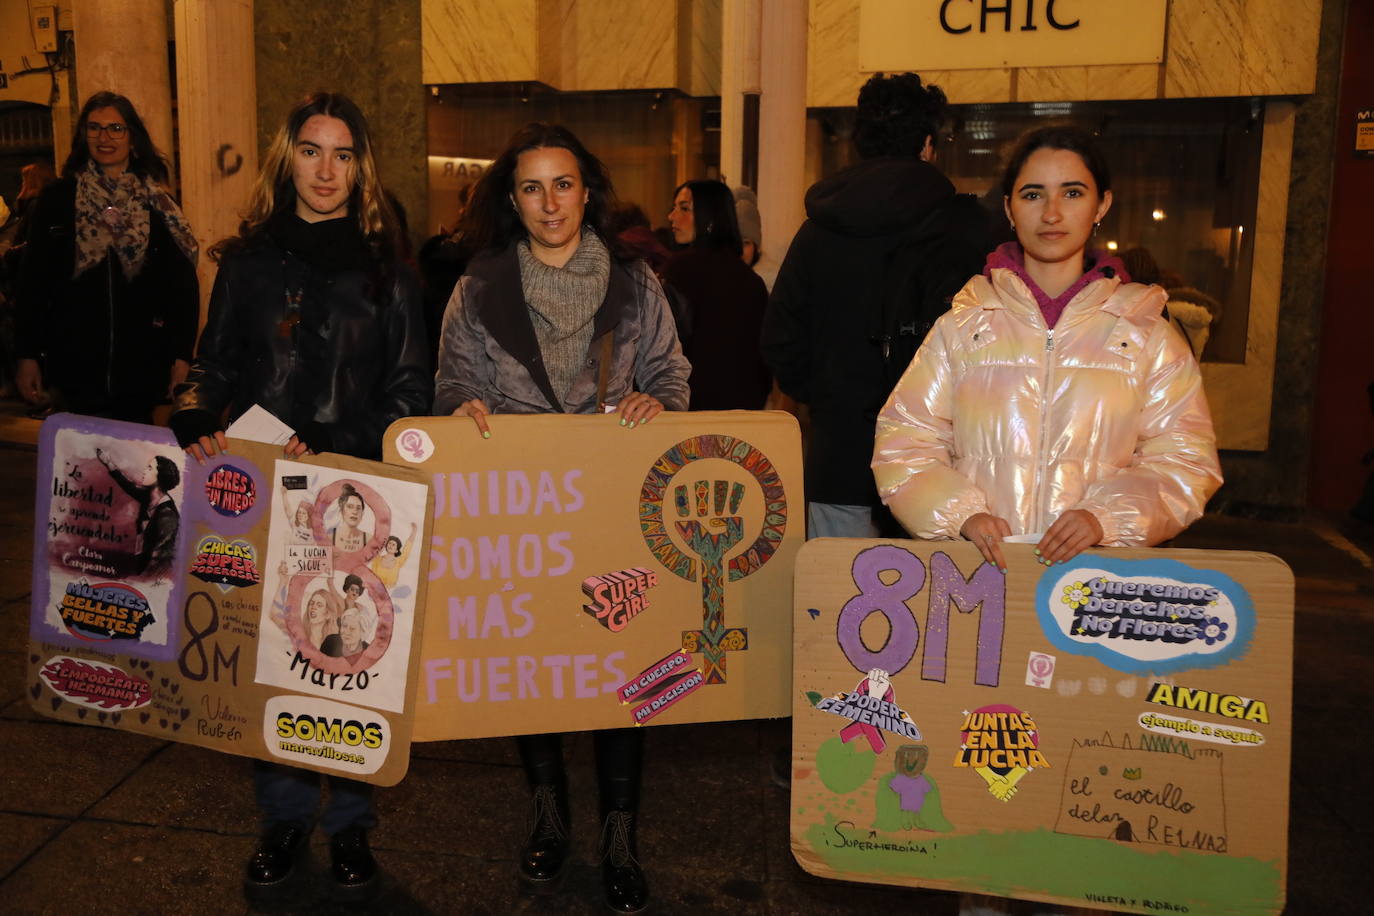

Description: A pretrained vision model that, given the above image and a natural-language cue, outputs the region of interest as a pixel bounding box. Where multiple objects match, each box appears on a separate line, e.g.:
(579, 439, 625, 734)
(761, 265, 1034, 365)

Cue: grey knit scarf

(517, 231, 611, 407)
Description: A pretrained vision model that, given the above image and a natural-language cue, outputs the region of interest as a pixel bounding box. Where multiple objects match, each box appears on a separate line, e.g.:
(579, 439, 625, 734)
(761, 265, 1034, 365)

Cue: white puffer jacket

(872, 268, 1222, 546)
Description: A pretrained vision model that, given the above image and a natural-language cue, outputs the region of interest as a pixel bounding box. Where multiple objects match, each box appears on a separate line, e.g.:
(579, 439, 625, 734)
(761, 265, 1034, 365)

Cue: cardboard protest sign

(27, 414, 432, 785)
(790, 538, 1291, 915)
(382, 411, 802, 740)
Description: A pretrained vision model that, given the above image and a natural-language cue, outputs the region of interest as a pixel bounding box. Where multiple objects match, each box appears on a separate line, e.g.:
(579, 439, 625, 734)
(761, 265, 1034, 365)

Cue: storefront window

(427, 84, 714, 240)
(811, 98, 1265, 363)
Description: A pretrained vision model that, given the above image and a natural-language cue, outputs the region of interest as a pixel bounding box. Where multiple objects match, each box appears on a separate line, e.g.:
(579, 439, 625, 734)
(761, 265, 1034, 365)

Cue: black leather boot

(517, 733, 571, 889)
(329, 825, 380, 902)
(519, 782, 571, 888)
(599, 809, 648, 914)
(243, 821, 310, 904)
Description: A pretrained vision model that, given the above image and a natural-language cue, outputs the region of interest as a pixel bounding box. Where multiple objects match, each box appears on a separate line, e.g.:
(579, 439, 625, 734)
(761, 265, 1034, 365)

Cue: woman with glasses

(15, 91, 198, 423)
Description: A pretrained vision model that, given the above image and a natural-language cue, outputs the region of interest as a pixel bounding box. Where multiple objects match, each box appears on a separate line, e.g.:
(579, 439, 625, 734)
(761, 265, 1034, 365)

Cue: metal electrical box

(31, 6, 58, 53)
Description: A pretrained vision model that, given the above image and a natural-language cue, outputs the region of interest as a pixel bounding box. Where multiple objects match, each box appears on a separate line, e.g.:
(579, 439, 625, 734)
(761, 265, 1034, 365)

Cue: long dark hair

(457, 122, 623, 257)
(62, 92, 170, 184)
(673, 180, 742, 256)
(212, 92, 400, 264)
(1000, 125, 1112, 199)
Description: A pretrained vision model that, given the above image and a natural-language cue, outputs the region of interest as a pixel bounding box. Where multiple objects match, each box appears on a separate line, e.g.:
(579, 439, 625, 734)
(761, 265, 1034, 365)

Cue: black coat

(171, 224, 431, 461)
(661, 246, 770, 410)
(15, 177, 198, 419)
(763, 157, 991, 506)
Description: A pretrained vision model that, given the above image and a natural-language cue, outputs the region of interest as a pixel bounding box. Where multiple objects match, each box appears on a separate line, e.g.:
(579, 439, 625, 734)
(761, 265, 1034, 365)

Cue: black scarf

(266, 210, 370, 274)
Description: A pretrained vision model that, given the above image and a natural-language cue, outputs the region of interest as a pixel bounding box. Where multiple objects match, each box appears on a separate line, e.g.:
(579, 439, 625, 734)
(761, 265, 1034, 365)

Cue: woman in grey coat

(434, 122, 688, 914)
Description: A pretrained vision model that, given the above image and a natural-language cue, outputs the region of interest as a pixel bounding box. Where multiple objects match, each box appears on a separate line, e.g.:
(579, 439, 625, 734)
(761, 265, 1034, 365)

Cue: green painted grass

(803, 816, 1282, 915)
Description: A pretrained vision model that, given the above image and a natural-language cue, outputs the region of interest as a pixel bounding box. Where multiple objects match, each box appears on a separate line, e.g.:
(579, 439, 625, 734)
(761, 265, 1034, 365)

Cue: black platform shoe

(599, 809, 648, 914)
(329, 825, 381, 902)
(243, 821, 311, 905)
(519, 783, 571, 889)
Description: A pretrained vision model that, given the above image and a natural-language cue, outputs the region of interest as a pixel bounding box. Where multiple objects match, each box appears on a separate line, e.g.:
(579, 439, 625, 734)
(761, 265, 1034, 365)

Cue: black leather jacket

(171, 229, 431, 461)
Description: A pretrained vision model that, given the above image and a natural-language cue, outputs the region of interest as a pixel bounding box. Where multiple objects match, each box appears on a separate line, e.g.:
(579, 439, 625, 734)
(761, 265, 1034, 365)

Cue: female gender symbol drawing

(639, 435, 787, 684)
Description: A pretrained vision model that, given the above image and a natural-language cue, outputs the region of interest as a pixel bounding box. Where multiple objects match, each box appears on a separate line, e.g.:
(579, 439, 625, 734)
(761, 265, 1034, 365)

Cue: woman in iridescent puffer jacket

(873, 126, 1222, 573)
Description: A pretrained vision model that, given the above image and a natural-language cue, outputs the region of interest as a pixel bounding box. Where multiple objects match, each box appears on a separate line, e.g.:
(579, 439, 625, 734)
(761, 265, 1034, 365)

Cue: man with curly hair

(763, 72, 991, 538)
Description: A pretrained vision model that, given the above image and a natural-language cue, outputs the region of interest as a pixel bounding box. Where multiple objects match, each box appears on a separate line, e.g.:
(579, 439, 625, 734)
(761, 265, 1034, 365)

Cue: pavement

(0, 398, 1370, 915)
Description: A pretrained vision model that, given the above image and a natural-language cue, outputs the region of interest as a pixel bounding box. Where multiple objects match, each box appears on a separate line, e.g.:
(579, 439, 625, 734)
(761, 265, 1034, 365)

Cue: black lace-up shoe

(243, 821, 310, 904)
(329, 825, 380, 902)
(599, 809, 648, 914)
(519, 783, 571, 889)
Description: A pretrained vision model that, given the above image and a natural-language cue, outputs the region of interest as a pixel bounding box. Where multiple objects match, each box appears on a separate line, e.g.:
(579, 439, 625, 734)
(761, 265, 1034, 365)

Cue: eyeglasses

(85, 121, 128, 138)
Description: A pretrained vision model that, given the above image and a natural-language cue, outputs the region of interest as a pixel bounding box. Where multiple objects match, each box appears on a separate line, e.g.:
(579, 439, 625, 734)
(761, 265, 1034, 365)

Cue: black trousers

(516, 728, 642, 812)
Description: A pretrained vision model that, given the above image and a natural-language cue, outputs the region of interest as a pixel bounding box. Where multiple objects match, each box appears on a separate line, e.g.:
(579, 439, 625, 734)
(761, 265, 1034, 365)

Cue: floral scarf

(73, 160, 198, 279)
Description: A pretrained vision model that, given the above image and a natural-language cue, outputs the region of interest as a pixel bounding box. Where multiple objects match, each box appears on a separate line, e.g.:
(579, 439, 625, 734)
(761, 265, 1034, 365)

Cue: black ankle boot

(243, 821, 310, 903)
(519, 783, 571, 888)
(329, 825, 380, 902)
(599, 809, 648, 914)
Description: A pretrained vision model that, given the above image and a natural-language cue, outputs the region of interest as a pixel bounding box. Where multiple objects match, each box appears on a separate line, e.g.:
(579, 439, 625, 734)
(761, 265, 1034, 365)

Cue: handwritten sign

(790, 539, 1292, 915)
(1057, 740, 1228, 853)
(382, 412, 803, 740)
(27, 415, 433, 785)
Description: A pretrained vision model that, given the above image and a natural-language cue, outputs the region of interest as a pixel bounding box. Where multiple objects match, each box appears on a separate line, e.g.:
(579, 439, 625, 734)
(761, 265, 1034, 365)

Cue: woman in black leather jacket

(169, 92, 429, 906)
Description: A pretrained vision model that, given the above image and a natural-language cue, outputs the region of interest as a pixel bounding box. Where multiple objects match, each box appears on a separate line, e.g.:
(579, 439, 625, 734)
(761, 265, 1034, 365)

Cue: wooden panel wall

(423, 0, 720, 95)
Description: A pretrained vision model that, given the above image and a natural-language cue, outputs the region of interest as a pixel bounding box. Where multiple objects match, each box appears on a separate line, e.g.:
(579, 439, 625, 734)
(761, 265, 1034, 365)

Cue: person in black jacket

(170, 92, 430, 906)
(762, 72, 991, 538)
(662, 180, 770, 409)
(15, 92, 199, 423)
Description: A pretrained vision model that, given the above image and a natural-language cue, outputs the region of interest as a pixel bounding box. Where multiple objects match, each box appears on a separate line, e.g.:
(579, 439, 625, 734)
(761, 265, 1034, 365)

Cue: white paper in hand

(225, 404, 296, 446)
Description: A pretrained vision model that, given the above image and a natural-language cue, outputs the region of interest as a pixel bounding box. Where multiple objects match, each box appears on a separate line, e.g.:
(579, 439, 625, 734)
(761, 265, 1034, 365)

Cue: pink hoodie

(983, 241, 1130, 329)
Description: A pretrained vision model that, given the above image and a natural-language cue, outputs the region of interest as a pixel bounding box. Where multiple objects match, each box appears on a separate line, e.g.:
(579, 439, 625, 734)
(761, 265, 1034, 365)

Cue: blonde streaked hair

(212, 91, 399, 262)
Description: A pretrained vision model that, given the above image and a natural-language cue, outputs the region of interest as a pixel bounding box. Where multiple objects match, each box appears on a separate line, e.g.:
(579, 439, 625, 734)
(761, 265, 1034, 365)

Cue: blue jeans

(252, 761, 376, 836)
(807, 502, 880, 539)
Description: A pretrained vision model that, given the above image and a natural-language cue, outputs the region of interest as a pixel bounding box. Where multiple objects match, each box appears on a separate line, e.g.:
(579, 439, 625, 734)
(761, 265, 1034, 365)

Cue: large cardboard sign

(27, 415, 433, 785)
(790, 539, 1291, 915)
(383, 412, 802, 740)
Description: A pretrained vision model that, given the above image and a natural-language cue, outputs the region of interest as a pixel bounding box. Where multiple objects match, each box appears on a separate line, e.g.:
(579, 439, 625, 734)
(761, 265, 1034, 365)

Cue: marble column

(72, 0, 175, 173)
(720, 0, 762, 188)
(755, 0, 808, 288)
(173, 0, 257, 324)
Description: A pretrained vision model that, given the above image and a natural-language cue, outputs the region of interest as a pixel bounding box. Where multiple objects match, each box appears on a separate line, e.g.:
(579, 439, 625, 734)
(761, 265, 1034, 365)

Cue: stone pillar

(72, 0, 175, 170)
(720, 0, 762, 188)
(174, 0, 258, 325)
(50, 68, 76, 172)
(754, 0, 808, 288)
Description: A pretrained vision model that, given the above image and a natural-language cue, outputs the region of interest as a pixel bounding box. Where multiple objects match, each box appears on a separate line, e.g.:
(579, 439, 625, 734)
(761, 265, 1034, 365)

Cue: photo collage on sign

(255, 460, 427, 713)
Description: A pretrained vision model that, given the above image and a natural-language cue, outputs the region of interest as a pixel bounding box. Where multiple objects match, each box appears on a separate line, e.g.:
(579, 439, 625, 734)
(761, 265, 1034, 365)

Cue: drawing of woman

(329, 482, 370, 553)
(280, 484, 315, 543)
(301, 587, 342, 650)
(367, 521, 415, 588)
